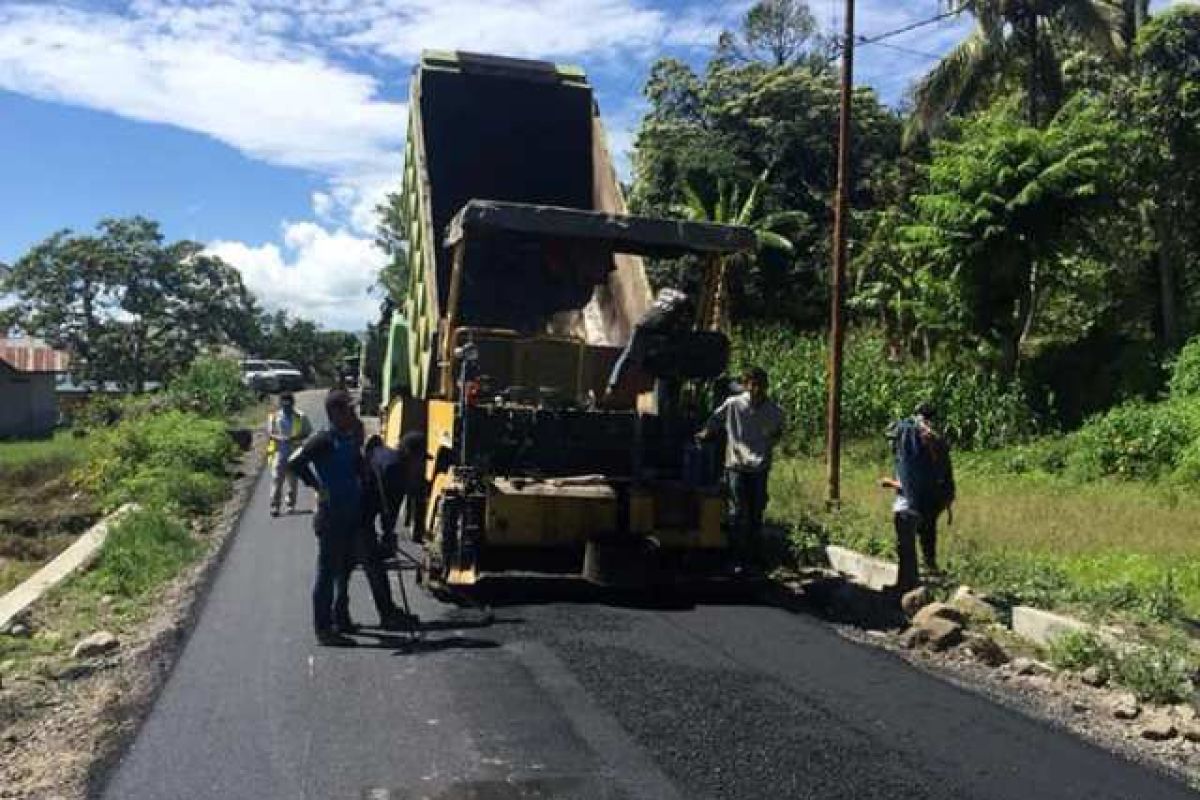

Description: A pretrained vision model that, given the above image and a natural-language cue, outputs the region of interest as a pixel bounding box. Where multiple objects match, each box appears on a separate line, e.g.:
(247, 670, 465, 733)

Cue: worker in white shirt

(267, 391, 312, 516)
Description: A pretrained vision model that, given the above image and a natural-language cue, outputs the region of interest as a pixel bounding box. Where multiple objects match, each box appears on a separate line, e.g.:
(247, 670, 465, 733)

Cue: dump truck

(379, 51, 756, 588)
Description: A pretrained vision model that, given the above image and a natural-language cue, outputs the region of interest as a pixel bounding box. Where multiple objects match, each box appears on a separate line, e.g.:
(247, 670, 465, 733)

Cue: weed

(87, 507, 202, 599)
(1112, 643, 1194, 704)
(1048, 630, 1115, 673)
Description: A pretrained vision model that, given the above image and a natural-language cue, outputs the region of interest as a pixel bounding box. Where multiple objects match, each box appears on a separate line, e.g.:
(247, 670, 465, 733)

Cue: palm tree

(907, 0, 1123, 141)
(673, 169, 805, 330)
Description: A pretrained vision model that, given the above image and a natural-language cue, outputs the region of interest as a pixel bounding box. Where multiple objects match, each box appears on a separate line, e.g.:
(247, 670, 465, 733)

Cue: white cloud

(208, 223, 387, 331)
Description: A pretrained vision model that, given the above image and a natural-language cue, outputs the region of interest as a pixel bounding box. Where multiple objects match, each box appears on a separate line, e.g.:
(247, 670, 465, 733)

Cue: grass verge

(772, 443, 1200, 622)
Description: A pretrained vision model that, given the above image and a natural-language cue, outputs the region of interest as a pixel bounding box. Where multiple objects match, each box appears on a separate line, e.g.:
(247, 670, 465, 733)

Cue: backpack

(888, 417, 955, 515)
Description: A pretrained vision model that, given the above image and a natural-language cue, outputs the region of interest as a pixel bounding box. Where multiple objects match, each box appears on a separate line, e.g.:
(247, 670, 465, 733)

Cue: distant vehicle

(265, 360, 305, 391)
(240, 359, 277, 394)
(338, 355, 361, 389)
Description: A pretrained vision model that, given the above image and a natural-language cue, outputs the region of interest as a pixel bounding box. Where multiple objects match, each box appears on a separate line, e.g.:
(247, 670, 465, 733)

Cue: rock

(71, 631, 118, 659)
(1011, 657, 1054, 677)
(1111, 694, 1142, 721)
(1072, 700, 1090, 713)
(901, 586, 931, 617)
(1140, 715, 1178, 741)
(1181, 724, 1200, 743)
(899, 627, 929, 649)
(962, 632, 1010, 667)
(912, 602, 966, 629)
(6, 623, 30, 638)
(950, 586, 1001, 623)
(1174, 704, 1198, 723)
(99, 594, 114, 606)
(923, 617, 964, 651)
(1081, 665, 1107, 687)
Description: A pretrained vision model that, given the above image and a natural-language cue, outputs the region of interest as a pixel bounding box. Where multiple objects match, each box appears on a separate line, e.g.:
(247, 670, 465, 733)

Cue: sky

(0, 0, 1069, 331)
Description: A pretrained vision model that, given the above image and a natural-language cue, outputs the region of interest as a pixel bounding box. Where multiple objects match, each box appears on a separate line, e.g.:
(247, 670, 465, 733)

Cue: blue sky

(0, 0, 1038, 329)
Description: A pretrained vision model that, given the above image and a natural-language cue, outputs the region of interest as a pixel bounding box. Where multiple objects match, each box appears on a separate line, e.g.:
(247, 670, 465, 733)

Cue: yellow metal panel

(486, 485, 617, 547)
(426, 400, 456, 482)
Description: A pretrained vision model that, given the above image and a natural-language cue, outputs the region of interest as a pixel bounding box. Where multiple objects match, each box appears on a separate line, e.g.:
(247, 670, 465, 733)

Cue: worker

(266, 391, 311, 516)
(287, 390, 405, 646)
(697, 366, 786, 564)
(363, 432, 427, 553)
(880, 402, 956, 591)
(604, 288, 691, 405)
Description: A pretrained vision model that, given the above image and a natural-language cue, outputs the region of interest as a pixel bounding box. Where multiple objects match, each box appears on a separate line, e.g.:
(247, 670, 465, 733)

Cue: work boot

(334, 616, 360, 634)
(379, 609, 418, 631)
(315, 629, 357, 647)
(270, 506, 280, 517)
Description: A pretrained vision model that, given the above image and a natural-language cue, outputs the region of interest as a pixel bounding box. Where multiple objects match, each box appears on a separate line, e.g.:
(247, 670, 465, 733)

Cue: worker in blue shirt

(288, 390, 403, 646)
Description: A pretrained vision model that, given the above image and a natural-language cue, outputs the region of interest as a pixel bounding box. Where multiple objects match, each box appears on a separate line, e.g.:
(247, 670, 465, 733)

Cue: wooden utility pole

(826, 0, 855, 506)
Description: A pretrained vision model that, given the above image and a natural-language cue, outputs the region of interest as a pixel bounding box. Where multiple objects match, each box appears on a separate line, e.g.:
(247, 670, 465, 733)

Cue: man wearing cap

(266, 391, 311, 516)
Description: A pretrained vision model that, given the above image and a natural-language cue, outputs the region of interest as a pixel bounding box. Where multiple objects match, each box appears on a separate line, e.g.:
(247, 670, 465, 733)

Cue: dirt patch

(0, 436, 265, 800)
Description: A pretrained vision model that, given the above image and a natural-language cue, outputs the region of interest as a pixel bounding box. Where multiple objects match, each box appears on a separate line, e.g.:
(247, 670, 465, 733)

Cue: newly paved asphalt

(100, 391, 1197, 799)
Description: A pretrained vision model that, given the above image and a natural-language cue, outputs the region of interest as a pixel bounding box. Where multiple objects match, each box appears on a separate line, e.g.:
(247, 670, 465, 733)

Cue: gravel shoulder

(0, 434, 265, 800)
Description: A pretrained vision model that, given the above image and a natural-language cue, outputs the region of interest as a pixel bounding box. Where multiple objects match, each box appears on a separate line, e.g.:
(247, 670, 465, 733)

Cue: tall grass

(772, 449, 1200, 620)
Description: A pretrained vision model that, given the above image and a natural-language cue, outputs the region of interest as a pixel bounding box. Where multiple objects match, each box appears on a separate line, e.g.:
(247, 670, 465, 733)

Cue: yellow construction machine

(379, 51, 754, 589)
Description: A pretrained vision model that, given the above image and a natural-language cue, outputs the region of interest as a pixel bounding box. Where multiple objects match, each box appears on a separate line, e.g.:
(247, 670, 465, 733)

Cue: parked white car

(240, 359, 278, 394)
(265, 360, 305, 391)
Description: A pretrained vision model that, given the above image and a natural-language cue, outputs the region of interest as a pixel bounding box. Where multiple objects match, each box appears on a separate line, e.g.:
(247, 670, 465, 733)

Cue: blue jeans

(313, 531, 352, 632)
(728, 469, 769, 550)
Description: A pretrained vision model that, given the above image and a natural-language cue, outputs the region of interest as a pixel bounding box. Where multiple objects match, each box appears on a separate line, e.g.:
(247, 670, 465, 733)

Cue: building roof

(0, 337, 71, 373)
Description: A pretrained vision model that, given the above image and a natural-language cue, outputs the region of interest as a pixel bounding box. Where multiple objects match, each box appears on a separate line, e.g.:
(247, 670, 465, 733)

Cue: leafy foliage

(90, 507, 201, 598)
(80, 410, 236, 513)
(247, 309, 359, 386)
(165, 356, 252, 418)
(735, 326, 1037, 450)
(1169, 336, 1200, 399)
(1064, 399, 1200, 480)
(0, 217, 257, 391)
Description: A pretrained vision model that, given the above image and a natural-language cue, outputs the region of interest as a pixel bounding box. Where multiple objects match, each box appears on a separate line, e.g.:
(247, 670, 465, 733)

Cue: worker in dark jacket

(288, 390, 404, 646)
(364, 432, 428, 553)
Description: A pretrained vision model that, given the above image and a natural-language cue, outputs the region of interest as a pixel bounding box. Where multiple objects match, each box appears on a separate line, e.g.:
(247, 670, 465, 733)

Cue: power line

(858, 38, 943, 60)
(856, 8, 959, 46)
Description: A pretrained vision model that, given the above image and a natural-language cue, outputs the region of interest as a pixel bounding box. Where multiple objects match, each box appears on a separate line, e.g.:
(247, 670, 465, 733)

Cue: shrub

(1169, 336, 1200, 399)
(1048, 630, 1114, 673)
(166, 356, 251, 418)
(79, 410, 236, 512)
(1112, 643, 1193, 704)
(1066, 400, 1200, 480)
(89, 507, 202, 598)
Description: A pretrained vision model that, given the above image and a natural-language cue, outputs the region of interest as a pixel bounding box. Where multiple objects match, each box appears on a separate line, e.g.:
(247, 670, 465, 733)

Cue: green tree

(374, 191, 410, 306)
(250, 309, 359, 386)
(1131, 5, 1200, 346)
(714, 0, 826, 68)
(908, 0, 1123, 138)
(1, 217, 256, 391)
(902, 97, 1129, 377)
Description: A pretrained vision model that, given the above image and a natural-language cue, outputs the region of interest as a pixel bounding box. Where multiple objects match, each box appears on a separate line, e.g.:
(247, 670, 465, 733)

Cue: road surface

(100, 391, 1197, 800)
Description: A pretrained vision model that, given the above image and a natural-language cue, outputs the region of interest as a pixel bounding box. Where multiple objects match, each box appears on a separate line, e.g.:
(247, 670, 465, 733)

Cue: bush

(1112, 643, 1193, 704)
(1169, 336, 1200, 400)
(89, 507, 202, 598)
(734, 326, 1037, 452)
(1048, 630, 1114, 673)
(166, 356, 251, 418)
(1065, 400, 1200, 480)
(80, 410, 236, 513)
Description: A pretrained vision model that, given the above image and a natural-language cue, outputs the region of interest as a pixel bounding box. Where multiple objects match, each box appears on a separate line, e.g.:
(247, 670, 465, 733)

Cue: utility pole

(826, 0, 855, 506)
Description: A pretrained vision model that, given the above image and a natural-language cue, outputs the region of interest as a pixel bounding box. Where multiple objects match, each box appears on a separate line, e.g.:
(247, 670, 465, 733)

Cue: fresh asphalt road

(100, 391, 1197, 800)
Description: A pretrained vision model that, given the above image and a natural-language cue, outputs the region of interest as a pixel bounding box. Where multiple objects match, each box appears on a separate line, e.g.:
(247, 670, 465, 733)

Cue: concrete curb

(825, 544, 898, 590)
(0, 503, 137, 633)
(821, 544, 1098, 649)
